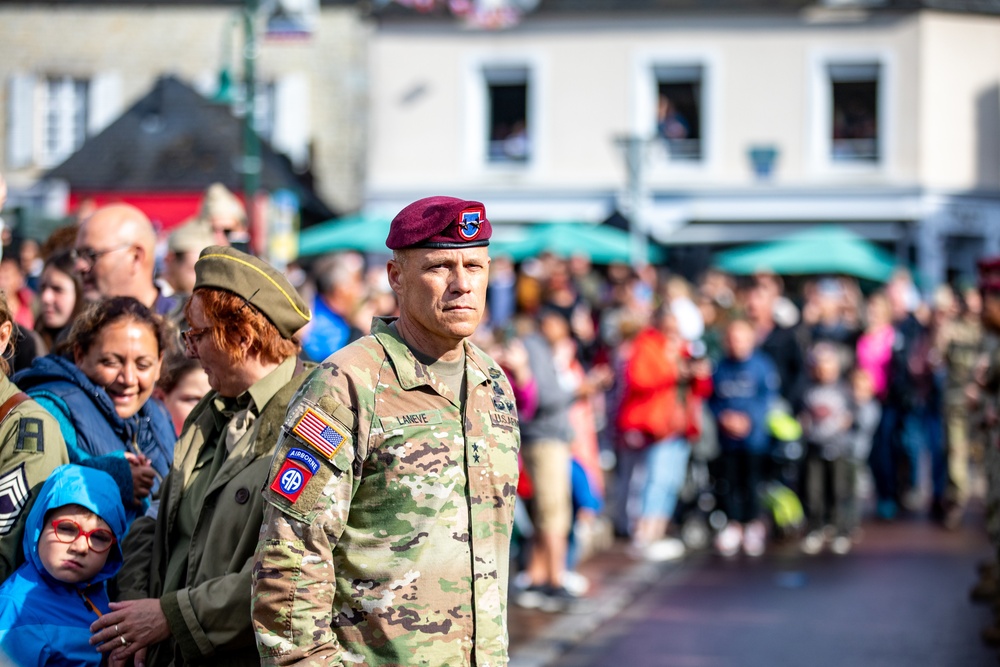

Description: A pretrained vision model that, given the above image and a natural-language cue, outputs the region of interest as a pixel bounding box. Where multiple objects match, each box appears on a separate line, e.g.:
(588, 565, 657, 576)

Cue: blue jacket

(0, 464, 126, 666)
(709, 351, 780, 453)
(14, 355, 175, 523)
(301, 295, 358, 362)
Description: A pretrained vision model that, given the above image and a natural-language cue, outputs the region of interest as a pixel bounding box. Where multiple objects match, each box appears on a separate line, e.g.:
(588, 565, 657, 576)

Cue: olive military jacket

(115, 356, 311, 666)
(252, 319, 521, 667)
(0, 373, 69, 581)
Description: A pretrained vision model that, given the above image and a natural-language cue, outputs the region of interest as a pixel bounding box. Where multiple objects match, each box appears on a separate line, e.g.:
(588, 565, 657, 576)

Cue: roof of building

(45, 75, 335, 224)
(371, 0, 1000, 20)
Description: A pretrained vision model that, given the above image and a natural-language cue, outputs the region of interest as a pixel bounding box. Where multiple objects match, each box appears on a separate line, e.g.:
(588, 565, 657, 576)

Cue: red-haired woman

(105, 247, 312, 667)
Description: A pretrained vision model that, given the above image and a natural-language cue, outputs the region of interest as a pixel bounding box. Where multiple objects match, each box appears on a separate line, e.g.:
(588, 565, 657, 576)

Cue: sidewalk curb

(508, 557, 689, 667)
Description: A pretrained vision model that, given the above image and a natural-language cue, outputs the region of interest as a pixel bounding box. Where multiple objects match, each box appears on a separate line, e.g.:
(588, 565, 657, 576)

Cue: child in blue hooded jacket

(0, 464, 126, 666)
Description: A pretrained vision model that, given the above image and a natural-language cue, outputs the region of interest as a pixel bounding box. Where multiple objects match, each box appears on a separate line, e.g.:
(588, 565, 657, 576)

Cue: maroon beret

(979, 256, 1000, 274)
(385, 196, 491, 250)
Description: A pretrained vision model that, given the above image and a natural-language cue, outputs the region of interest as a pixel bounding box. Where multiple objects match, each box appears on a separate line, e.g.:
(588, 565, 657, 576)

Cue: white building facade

(366, 3, 1000, 289)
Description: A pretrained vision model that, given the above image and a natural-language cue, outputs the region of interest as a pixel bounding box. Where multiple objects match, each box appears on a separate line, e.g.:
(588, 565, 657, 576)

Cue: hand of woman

(91, 599, 171, 665)
(124, 453, 156, 505)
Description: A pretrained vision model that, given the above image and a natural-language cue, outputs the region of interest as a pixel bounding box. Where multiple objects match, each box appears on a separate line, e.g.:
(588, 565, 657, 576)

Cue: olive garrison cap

(385, 196, 491, 250)
(194, 245, 311, 338)
(168, 218, 216, 254)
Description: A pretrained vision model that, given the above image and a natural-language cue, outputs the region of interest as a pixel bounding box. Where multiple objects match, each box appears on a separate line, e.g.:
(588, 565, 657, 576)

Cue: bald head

(75, 203, 160, 306)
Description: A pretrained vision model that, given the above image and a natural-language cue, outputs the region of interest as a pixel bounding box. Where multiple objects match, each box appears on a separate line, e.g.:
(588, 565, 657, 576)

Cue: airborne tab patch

(291, 408, 348, 461)
(286, 447, 321, 475)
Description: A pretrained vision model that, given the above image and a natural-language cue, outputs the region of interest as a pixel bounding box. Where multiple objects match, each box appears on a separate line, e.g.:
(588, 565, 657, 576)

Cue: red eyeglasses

(49, 519, 116, 553)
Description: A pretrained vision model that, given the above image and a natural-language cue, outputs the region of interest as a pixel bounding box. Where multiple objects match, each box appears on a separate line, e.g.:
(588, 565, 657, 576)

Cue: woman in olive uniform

(99, 245, 312, 667)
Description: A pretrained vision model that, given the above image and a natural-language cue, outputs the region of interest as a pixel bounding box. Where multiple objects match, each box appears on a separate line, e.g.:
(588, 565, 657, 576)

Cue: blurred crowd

(0, 174, 996, 656)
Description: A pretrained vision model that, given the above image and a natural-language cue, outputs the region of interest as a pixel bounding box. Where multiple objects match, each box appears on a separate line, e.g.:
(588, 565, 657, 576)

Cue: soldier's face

(388, 246, 490, 345)
(982, 292, 1000, 332)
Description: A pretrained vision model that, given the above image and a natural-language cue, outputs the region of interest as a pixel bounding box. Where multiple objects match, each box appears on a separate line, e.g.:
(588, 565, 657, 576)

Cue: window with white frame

(654, 65, 702, 162)
(484, 66, 530, 164)
(40, 76, 89, 168)
(829, 63, 880, 163)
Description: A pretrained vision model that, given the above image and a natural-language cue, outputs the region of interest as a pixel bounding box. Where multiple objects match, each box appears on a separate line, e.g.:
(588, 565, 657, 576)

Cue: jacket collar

(371, 317, 492, 404)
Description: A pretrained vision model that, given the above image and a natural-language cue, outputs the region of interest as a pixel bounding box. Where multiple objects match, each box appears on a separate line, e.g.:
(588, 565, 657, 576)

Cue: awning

(69, 191, 207, 232)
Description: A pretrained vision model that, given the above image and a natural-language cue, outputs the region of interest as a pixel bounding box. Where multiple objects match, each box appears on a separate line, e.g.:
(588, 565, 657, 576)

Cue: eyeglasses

(70, 244, 130, 269)
(182, 326, 210, 349)
(49, 519, 116, 553)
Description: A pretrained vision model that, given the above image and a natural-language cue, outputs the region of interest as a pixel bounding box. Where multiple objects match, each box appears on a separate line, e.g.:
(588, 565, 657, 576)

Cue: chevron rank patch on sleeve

(0, 464, 29, 535)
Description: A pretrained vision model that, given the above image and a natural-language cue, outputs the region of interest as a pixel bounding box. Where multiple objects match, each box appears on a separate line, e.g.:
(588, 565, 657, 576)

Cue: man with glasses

(73, 203, 178, 316)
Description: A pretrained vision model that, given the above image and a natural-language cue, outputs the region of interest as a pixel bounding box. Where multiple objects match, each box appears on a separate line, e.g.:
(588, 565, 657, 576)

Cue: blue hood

(23, 464, 126, 588)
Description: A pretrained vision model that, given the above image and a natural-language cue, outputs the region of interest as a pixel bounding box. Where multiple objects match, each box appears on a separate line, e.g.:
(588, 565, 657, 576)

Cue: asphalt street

(510, 516, 997, 667)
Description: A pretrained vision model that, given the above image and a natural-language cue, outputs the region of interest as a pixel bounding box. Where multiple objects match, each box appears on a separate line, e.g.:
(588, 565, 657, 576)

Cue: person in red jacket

(614, 305, 712, 561)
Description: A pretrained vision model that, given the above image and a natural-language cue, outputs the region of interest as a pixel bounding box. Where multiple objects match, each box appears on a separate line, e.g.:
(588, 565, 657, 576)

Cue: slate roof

(46, 75, 335, 223)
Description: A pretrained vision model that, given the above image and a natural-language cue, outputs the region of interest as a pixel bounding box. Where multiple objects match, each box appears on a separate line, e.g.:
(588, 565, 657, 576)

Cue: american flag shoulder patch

(291, 408, 348, 461)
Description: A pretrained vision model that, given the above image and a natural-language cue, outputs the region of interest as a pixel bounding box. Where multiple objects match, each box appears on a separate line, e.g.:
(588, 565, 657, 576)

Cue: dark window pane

(656, 78, 701, 161)
(831, 75, 879, 162)
(488, 83, 528, 163)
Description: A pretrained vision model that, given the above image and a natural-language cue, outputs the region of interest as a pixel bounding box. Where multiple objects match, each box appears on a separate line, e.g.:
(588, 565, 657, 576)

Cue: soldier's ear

(386, 259, 404, 296)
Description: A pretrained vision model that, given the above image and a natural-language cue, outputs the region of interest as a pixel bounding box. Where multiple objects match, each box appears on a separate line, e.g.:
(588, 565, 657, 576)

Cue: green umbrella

(714, 225, 897, 282)
(298, 214, 392, 257)
(492, 223, 665, 264)
(300, 217, 665, 265)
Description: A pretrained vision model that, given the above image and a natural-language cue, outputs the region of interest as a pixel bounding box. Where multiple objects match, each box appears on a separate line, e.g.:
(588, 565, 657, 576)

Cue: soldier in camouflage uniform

(939, 284, 984, 529)
(975, 259, 1000, 646)
(0, 179, 69, 581)
(0, 290, 68, 581)
(252, 196, 520, 666)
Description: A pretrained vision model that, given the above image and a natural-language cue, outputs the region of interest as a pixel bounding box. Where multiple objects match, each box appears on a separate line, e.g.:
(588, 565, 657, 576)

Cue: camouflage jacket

(252, 318, 520, 667)
(943, 316, 983, 404)
(0, 373, 68, 581)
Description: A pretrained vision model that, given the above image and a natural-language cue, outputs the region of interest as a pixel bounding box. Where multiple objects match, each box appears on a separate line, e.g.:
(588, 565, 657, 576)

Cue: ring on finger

(115, 624, 120, 634)
(120, 635, 127, 646)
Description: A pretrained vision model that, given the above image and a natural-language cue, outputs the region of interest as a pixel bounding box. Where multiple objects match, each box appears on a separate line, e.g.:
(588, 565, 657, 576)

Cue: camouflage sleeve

(252, 395, 358, 666)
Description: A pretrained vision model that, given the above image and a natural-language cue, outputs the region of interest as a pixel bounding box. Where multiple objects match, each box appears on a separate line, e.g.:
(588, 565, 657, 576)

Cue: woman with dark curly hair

(15, 297, 176, 525)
